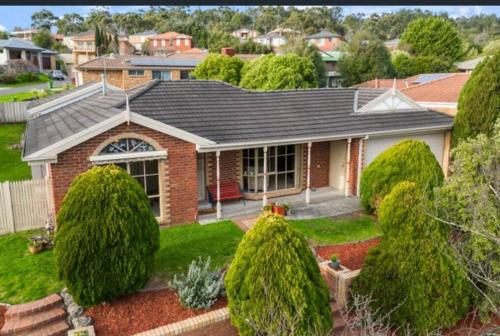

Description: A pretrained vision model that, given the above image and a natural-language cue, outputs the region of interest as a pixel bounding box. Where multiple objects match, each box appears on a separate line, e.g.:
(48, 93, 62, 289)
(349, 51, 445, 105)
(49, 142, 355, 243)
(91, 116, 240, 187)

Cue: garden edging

(133, 307, 230, 336)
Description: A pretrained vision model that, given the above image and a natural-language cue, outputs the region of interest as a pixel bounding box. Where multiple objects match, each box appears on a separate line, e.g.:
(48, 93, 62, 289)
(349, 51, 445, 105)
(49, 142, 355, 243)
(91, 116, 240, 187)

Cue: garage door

(365, 133, 445, 166)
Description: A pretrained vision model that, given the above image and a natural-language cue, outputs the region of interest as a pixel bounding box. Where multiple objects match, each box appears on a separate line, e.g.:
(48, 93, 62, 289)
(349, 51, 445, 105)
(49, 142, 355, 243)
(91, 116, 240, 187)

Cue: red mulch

(0, 305, 6, 330)
(86, 289, 227, 336)
(315, 238, 381, 270)
(444, 310, 500, 335)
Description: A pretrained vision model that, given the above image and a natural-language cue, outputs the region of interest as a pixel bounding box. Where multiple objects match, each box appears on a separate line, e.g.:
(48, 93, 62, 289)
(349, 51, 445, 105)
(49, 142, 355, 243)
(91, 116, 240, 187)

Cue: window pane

(277, 173, 286, 190)
(256, 176, 264, 192)
(268, 157, 275, 173)
(277, 155, 286, 172)
(114, 162, 127, 171)
(258, 148, 264, 158)
(286, 155, 295, 171)
(248, 148, 255, 158)
(146, 175, 159, 195)
(287, 145, 295, 154)
(243, 149, 249, 158)
(130, 161, 144, 176)
(247, 157, 255, 175)
(286, 172, 295, 189)
(243, 176, 249, 192)
(152, 71, 161, 79)
(248, 176, 256, 192)
(150, 197, 160, 217)
(269, 147, 275, 156)
(277, 145, 286, 155)
(134, 176, 145, 188)
(268, 175, 276, 191)
(257, 158, 264, 174)
(145, 160, 158, 174)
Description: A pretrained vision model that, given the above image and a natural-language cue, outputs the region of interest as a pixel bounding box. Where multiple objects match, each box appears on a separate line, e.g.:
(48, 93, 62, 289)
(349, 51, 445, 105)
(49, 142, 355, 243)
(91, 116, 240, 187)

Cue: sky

(0, 5, 498, 32)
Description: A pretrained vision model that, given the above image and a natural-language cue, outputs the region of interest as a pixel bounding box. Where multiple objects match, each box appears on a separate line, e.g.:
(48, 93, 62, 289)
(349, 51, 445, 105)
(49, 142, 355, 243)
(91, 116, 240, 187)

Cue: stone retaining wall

(134, 307, 237, 336)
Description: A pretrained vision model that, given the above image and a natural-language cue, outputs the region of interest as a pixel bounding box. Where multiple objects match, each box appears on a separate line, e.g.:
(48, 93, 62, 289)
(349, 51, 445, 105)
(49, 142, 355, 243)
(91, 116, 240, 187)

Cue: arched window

(92, 137, 165, 218)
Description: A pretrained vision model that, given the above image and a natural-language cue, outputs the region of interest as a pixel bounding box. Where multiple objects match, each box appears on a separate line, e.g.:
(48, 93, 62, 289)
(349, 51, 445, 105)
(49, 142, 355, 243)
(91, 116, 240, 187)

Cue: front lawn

(0, 74, 52, 89)
(0, 123, 31, 182)
(0, 87, 65, 103)
(154, 221, 244, 281)
(0, 229, 63, 304)
(289, 215, 381, 245)
(0, 221, 244, 304)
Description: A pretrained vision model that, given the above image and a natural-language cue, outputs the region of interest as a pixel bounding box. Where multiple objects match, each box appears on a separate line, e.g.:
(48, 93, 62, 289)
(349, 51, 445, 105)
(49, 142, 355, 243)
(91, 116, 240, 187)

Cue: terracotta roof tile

(401, 73, 470, 103)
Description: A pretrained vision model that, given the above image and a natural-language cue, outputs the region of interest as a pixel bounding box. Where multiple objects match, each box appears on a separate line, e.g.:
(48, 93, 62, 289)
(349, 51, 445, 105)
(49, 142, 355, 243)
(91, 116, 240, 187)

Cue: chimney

(221, 47, 236, 56)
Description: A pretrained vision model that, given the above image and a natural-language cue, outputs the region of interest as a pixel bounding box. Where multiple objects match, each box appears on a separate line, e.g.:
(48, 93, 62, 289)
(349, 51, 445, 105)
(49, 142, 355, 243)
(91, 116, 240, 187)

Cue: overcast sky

(0, 5, 498, 32)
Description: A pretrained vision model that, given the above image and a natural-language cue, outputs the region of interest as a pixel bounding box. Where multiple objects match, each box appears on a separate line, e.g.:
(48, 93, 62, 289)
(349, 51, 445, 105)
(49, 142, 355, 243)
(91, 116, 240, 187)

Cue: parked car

(51, 70, 65, 80)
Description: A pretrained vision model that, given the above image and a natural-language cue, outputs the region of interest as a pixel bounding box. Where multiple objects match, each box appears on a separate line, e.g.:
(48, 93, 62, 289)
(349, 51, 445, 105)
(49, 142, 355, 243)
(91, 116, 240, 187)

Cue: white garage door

(365, 133, 445, 167)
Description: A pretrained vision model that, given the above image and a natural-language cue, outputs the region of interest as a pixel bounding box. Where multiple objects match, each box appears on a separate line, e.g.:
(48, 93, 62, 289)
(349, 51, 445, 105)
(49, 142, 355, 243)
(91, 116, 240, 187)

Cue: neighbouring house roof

(0, 38, 45, 51)
(130, 30, 157, 37)
(401, 73, 470, 103)
(454, 56, 488, 71)
(23, 80, 453, 160)
(149, 32, 192, 40)
(76, 51, 208, 70)
(71, 31, 95, 41)
(306, 31, 341, 39)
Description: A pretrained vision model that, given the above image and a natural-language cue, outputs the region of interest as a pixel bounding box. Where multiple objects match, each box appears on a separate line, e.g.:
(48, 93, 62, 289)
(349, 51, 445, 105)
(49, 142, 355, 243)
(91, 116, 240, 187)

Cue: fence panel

(0, 179, 51, 235)
(0, 102, 31, 123)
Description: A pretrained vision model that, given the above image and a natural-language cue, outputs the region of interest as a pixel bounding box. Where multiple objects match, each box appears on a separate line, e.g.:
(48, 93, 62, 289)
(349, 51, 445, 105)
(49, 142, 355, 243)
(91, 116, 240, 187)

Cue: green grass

(0, 229, 63, 304)
(0, 74, 52, 88)
(0, 221, 244, 304)
(154, 221, 244, 281)
(289, 216, 381, 245)
(0, 91, 39, 102)
(0, 123, 31, 182)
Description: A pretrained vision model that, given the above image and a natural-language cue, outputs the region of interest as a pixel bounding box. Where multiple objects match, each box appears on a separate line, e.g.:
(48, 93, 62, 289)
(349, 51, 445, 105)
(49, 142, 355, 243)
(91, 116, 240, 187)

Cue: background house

(320, 50, 344, 88)
(232, 28, 259, 41)
(71, 31, 97, 65)
(147, 32, 193, 55)
(0, 39, 57, 72)
(129, 30, 157, 51)
(10, 28, 38, 41)
(306, 31, 344, 52)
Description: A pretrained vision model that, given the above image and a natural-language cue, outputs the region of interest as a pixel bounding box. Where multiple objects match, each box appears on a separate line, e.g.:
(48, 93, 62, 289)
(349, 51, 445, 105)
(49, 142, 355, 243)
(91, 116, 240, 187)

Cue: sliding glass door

(242, 145, 297, 194)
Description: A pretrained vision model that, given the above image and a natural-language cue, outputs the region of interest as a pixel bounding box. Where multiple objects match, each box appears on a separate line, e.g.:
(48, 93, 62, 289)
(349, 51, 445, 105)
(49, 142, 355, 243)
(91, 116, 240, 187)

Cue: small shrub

(16, 72, 38, 83)
(360, 139, 443, 213)
(55, 165, 160, 307)
(1, 70, 18, 84)
(168, 257, 224, 310)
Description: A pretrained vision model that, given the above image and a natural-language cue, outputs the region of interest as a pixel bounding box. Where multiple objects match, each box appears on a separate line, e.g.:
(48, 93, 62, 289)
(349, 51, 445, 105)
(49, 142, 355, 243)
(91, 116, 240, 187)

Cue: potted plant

(28, 240, 44, 254)
(329, 254, 341, 270)
(272, 203, 287, 216)
(262, 204, 273, 213)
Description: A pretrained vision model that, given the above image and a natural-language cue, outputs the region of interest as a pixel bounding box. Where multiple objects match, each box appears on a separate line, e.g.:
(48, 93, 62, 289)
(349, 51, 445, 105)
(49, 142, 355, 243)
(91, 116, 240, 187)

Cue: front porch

(198, 186, 361, 224)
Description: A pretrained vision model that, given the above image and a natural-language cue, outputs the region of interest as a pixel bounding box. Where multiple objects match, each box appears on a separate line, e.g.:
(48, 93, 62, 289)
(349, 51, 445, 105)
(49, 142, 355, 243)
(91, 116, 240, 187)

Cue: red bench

(207, 182, 244, 206)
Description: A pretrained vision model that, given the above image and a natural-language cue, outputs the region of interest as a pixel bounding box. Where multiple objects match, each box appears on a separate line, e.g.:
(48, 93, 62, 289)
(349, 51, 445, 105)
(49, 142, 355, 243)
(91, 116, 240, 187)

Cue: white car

(51, 70, 65, 80)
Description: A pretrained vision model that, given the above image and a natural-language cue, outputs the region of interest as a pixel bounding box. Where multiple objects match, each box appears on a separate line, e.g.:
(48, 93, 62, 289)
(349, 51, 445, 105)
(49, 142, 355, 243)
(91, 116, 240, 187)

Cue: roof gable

(356, 89, 425, 113)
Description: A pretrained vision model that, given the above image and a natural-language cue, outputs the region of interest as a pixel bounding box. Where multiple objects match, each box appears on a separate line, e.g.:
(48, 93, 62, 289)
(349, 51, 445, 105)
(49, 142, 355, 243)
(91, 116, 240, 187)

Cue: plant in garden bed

(55, 165, 160, 307)
(329, 254, 340, 270)
(225, 213, 332, 335)
(168, 257, 225, 310)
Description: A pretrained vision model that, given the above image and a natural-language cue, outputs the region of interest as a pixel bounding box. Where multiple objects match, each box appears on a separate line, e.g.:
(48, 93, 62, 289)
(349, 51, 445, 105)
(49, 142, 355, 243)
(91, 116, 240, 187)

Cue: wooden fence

(0, 179, 52, 235)
(0, 102, 31, 123)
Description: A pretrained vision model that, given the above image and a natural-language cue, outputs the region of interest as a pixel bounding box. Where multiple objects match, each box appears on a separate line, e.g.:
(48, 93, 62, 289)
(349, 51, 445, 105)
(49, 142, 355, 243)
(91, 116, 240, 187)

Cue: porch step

(21, 320, 70, 336)
(5, 294, 62, 320)
(1, 307, 66, 335)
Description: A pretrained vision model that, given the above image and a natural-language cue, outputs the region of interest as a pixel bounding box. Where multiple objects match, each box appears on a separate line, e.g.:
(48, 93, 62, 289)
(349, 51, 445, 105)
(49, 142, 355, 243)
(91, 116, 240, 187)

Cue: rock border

(133, 307, 230, 336)
(60, 288, 93, 329)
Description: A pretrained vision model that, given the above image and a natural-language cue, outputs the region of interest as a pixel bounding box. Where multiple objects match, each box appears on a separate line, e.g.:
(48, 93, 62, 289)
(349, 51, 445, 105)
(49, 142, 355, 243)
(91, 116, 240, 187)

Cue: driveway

(0, 80, 69, 95)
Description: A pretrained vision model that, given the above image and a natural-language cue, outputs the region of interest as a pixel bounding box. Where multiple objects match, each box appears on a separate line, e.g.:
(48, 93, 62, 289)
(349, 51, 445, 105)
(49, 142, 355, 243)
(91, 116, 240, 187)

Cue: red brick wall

(301, 141, 331, 189)
(49, 122, 198, 225)
(207, 150, 240, 186)
(348, 139, 360, 196)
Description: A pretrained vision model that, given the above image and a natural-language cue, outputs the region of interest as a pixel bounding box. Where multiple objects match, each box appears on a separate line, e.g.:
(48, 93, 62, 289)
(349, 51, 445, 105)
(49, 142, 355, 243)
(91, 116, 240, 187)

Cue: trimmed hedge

(352, 181, 472, 333)
(225, 213, 332, 335)
(54, 165, 160, 306)
(360, 139, 443, 213)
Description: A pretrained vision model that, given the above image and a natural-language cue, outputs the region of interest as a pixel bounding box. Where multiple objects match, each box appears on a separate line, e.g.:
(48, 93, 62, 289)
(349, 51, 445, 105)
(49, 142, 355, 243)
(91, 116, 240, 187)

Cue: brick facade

(49, 122, 198, 225)
(81, 69, 184, 89)
(206, 151, 240, 186)
(301, 141, 331, 189)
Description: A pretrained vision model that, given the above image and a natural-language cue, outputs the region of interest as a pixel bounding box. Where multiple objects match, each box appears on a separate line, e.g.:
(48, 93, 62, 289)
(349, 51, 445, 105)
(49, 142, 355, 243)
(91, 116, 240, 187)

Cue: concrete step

(1, 307, 66, 335)
(22, 320, 70, 336)
(5, 294, 63, 320)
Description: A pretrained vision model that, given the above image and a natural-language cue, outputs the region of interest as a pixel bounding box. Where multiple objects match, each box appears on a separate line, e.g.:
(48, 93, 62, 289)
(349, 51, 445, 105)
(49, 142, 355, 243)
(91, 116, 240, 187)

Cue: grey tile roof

(0, 39, 45, 51)
(357, 89, 386, 108)
(122, 80, 453, 144)
(306, 31, 340, 39)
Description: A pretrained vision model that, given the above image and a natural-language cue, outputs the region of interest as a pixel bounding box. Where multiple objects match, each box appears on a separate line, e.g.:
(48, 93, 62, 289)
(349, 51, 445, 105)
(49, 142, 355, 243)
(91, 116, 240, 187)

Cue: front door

(197, 153, 206, 201)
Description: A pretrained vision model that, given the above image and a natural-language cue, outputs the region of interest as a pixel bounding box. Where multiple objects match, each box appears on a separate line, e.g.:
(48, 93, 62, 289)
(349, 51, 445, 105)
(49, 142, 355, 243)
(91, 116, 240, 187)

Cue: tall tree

(85, 7, 112, 30)
(32, 29, 55, 49)
(400, 16, 464, 62)
(56, 13, 85, 35)
(193, 54, 245, 86)
(282, 38, 327, 87)
(31, 9, 58, 30)
(0, 31, 8, 39)
(452, 53, 500, 145)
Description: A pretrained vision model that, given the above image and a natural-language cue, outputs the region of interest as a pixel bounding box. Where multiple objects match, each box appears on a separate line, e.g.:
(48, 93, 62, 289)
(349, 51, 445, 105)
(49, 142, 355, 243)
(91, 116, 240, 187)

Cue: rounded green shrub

(54, 165, 160, 306)
(225, 213, 332, 335)
(352, 181, 472, 334)
(360, 139, 443, 213)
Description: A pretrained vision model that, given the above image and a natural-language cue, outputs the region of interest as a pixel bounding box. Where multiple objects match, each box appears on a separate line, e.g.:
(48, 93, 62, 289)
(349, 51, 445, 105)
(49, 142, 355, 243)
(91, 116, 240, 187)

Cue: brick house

(74, 51, 207, 89)
(71, 31, 135, 66)
(305, 31, 345, 52)
(23, 80, 453, 226)
(147, 32, 193, 55)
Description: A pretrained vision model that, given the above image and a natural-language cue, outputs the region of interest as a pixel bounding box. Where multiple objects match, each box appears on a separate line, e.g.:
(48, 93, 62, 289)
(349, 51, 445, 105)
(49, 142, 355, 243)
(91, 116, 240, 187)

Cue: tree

(452, 53, 499, 145)
(56, 13, 85, 35)
(225, 213, 332, 335)
(193, 54, 245, 86)
(360, 139, 444, 213)
(0, 31, 8, 39)
(240, 53, 318, 90)
(282, 38, 327, 87)
(32, 29, 55, 50)
(352, 181, 472, 333)
(54, 165, 160, 306)
(434, 121, 500, 317)
(482, 39, 500, 55)
(207, 31, 240, 53)
(84, 7, 112, 30)
(392, 53, 455, 78)
(234, 39, 272, 54)
(338, 37, 395, 87)
(31, 9, 57, 30)
(400, 17, 464, 62)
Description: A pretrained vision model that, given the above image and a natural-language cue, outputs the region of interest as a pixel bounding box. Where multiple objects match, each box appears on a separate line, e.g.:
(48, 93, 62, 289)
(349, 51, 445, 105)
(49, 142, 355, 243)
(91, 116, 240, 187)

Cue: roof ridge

(114, 79, 161, 108)
(401, 73, 465, 92)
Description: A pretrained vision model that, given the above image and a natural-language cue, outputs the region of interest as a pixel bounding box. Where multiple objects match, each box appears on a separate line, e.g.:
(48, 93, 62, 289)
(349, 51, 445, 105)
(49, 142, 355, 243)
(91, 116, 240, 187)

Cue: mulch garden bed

(86, 289, 227, 336)
(315, 237, 381, 270)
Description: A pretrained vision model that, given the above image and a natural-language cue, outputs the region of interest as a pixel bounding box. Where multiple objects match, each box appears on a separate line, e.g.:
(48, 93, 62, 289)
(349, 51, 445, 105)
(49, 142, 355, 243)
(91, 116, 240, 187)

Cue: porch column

(306, 142, 312, 204)
(37, 52, 43, 73)
(216, 150, 221, 220)
(262, 146, 268, 207)
(345, 138, 352, 197)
